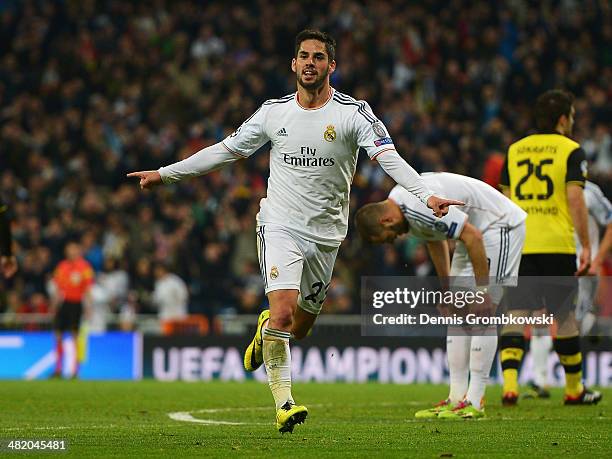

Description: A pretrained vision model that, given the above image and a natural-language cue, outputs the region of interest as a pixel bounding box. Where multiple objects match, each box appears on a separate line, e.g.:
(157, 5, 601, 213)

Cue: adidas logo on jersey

(276, 128, 288, 137)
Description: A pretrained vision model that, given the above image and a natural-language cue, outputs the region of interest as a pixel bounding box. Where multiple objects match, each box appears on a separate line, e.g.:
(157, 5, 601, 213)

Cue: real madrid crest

(372, 121, 386, 138)
(324, 124, 336, 142)
(270, 266, 279, 280)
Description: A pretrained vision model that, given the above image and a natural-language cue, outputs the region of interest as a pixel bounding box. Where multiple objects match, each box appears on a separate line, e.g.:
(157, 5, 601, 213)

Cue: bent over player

(356, 172, 526, 419)
(128, 29, 462, 433)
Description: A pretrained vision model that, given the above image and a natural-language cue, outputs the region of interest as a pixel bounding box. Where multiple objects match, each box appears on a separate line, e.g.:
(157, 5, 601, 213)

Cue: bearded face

(292, 39, 335, 91)
(298, 65, 330, 90)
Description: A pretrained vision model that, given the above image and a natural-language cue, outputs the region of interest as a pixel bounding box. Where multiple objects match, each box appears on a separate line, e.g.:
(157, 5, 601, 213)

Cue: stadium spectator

(0, 196, 17, 278)
(21, 292, 51, 331)
(481, 152, 505, 189)
(129, 257, 155, 314)
(151, 262, 189, 322)
(323, 275, 352, 314)
(98, 257, 129, 310)
(84, 281, 112, 333)
(234, 260, 265, 314)
(81, 230, 105, 273)
(82, 256, 129, 332)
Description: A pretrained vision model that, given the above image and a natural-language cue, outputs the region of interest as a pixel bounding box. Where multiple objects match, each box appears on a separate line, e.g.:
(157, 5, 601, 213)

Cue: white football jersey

(388, 172, 526, 240)
(223, 89, 397, 246)
(575, 181, 612, 257)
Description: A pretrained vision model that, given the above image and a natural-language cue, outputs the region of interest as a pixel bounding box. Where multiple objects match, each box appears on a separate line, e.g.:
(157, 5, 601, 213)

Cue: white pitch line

(163, 402, 437, 427)
(167, 404, 325, 426)
(166, 402, 455, 426)
(187, 401, 426, 412)
(168, 411, 269, 426)
(189, 407, 272, 414)
(167, 402, 612, 427)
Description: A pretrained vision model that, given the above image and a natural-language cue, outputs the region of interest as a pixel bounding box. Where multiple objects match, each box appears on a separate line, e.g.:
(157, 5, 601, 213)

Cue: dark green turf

(0, 381, 609, 458)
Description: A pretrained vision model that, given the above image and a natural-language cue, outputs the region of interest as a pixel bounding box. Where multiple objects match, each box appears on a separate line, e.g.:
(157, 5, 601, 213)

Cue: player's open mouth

(303, 69, 317, 77)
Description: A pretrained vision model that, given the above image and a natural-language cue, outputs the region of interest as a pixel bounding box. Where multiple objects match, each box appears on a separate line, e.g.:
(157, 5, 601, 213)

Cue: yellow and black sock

(553, 335, 583, 398)
(500, 333, 525, 395)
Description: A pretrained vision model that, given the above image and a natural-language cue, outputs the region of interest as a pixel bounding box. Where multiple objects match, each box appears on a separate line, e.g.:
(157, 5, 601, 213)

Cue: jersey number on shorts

(304, 281, 331, 305)
(514, 158, 554, 200)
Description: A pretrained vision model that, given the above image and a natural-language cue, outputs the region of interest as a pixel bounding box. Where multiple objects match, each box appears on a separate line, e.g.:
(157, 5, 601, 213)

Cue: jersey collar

(295, 87, 334, 111)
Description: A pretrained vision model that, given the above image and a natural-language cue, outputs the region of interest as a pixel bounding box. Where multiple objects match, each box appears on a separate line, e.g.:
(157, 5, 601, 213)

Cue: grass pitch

(1, 381, 610, 458)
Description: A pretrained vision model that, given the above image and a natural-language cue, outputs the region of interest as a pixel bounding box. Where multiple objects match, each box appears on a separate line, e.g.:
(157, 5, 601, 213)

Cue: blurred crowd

(0, 0, 610, 324)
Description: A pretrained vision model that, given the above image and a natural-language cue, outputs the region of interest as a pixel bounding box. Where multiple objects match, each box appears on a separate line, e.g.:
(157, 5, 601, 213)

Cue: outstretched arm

(128, 101, 270, 189)
(350, 103, 463, 217)
(127, 142, 243, 189)
(376, 151, 464, 217)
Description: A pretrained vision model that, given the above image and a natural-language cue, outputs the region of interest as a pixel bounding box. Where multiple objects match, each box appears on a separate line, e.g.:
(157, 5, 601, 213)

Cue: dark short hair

(354, 203, 385, 242)
(295, 29, 336, 62)
(534, 89, 575, 132)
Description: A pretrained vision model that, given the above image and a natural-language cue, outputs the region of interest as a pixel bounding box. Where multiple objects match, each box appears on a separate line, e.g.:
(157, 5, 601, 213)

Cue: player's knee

(269, 309, 293, 331)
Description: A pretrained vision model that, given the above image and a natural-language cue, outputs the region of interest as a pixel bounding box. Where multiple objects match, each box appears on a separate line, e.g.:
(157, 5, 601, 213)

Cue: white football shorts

(450, 223, 526, 304)
(256, 224, 339, 315)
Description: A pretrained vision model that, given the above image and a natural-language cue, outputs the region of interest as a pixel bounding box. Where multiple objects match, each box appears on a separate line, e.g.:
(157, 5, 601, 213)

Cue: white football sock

(466, 327, 498, 410)
(447, 327, 470, 404)
(263, 328, 294, 409)
(530, 327, 552, 388)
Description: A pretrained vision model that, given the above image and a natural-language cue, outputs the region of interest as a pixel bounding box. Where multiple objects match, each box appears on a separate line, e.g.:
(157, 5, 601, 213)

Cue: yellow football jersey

(501, 134, 586, 254)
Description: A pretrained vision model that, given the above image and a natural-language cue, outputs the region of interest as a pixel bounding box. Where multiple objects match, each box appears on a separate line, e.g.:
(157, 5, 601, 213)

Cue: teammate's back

(503, 133, 584, 254)
(422, 172, 526, 230)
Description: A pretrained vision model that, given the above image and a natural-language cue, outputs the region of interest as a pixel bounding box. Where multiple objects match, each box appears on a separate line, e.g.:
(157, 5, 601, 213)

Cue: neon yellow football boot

(276, 402, 308, 433)
(438, 401, 485, 419)
(243, 309, 270, 372)
(414, 399, 453, 419)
